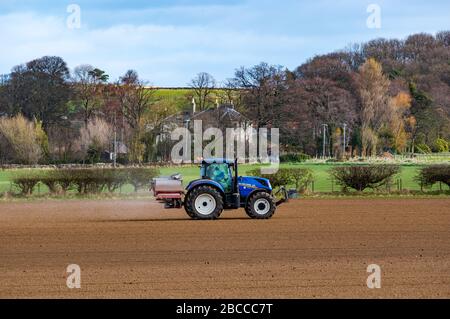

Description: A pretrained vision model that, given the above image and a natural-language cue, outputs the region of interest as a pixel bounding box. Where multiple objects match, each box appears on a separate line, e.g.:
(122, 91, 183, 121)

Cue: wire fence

(304, 178, 449, 194)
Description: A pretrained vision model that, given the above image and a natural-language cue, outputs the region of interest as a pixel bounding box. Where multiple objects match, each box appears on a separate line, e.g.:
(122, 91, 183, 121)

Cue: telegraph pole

(342, 123, 347, 157)
(322, 124, 328, 158)
(113, 112, 117, 168)
(184, 118, 191, 163)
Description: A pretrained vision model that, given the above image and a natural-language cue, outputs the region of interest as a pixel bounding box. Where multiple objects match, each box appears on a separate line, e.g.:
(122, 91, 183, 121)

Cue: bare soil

(0, 198, 449, 298)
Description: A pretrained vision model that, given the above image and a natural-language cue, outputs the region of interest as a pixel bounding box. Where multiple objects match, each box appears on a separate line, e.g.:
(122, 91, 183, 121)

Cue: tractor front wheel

(245, 192, 276, 219)
(184, 186, 224, 220)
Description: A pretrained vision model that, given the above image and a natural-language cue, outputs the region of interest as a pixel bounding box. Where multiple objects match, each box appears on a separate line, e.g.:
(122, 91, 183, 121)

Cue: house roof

(191, 105, 249, 123)
(161, 104, 249, 126)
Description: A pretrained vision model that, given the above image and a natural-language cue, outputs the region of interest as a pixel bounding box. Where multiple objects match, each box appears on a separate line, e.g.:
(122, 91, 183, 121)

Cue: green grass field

(153, 88, 228, 111)
(161, 163, 446, 192)
(154, 88, 192, 110)
(1, 163, 446, 196)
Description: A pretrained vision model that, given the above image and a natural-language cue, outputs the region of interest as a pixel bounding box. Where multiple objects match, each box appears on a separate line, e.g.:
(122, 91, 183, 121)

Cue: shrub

(289, 168, 314, 192)
(432, 138, 449, 153)
(247, 168, 313, 192)
(11, 171, 42, 195)
(39, 171, 60, 194)
(330, 165, 400, 192)
(50, 168, 134, 194)
(77, 118, 112, 163)
(247, 168, 286, 188)
(35, 120, 49, 159)
(279, 153, 311, 163)
(104, 169, 128, 193)
(0, 114, 44, 164)
(54, 169, 76, 193)
(71, 168, 115, 194)
(126, 167, 160, 192)
(416, 165, 450, 188)
(8, 167, 160, 196)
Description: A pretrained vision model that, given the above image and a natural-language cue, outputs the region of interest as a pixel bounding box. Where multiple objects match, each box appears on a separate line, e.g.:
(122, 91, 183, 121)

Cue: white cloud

(0, 11, 309, 85)
(0, 0, 449, 86)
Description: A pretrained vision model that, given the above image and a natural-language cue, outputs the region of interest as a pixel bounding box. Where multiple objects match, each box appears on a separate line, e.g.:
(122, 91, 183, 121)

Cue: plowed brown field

(0, 198, 449, 298)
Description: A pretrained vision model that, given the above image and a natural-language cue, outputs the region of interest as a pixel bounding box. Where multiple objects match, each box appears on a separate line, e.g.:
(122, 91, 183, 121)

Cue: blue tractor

(152, 158, 287, 220)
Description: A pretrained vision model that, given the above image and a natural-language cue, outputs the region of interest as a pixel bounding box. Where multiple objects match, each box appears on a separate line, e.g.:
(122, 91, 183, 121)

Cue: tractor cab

(200, 158, 235, 193)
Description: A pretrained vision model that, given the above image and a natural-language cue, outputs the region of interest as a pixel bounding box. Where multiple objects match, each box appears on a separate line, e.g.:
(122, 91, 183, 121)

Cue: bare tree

(116, 70, 156, 163)
(72, 65, 109, 127)
(286, 77, 357, 156)
(117, 70, 155, 130)
(232, 62, 288, 129)
(189, 72, 216, 111)
(216, 79, 242, 109)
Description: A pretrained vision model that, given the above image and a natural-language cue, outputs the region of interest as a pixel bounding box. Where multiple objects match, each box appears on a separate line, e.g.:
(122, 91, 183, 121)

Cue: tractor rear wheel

(245, 192, 276, 219)
(184, 186, 223, 220)
(183, 198, 197, 219)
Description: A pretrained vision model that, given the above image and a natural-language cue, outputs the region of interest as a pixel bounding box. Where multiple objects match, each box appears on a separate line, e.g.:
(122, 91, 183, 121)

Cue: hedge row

(9, 165, 450, 196)
(11, 168, 160, 196)
(279, 153, 311, 163)
(415, 165, 450, 188)
(249, 165, 449, 193)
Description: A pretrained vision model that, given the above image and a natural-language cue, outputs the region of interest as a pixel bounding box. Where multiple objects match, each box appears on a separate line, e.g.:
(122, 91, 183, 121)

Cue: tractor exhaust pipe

(234, 158, 239, 193)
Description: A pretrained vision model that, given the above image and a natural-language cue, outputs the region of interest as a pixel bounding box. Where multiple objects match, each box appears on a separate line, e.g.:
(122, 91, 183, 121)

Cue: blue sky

(0, 0, 449, 86)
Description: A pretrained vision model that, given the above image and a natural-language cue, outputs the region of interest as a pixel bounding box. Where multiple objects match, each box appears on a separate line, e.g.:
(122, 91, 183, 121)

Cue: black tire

(184, 186, 224, 220)
(183, 195, 197, 219)
(245, 192, 276, 219)
(184, 191, 198, 219)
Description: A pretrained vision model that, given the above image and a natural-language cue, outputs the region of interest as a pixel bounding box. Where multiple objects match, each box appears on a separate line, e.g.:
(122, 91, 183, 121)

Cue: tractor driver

(206, 164, 231, 192)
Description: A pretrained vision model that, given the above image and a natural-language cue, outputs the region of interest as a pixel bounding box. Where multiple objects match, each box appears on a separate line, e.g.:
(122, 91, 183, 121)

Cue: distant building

(156, 101, 251, 135)
(153, 101, 252, 162)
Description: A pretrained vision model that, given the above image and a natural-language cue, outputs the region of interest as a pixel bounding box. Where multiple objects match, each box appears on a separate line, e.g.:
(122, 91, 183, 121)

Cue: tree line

(233, 31, 450, 157)
(0, 31, 449, 164)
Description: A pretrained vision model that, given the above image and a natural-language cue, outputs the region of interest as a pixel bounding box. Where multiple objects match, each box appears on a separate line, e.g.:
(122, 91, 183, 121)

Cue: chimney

(192, 98, 196, 114)
(216, 98, 219, 109)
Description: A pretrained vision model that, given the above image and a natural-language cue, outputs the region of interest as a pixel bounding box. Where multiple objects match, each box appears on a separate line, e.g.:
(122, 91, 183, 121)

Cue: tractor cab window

(203, 163, 232, 192)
